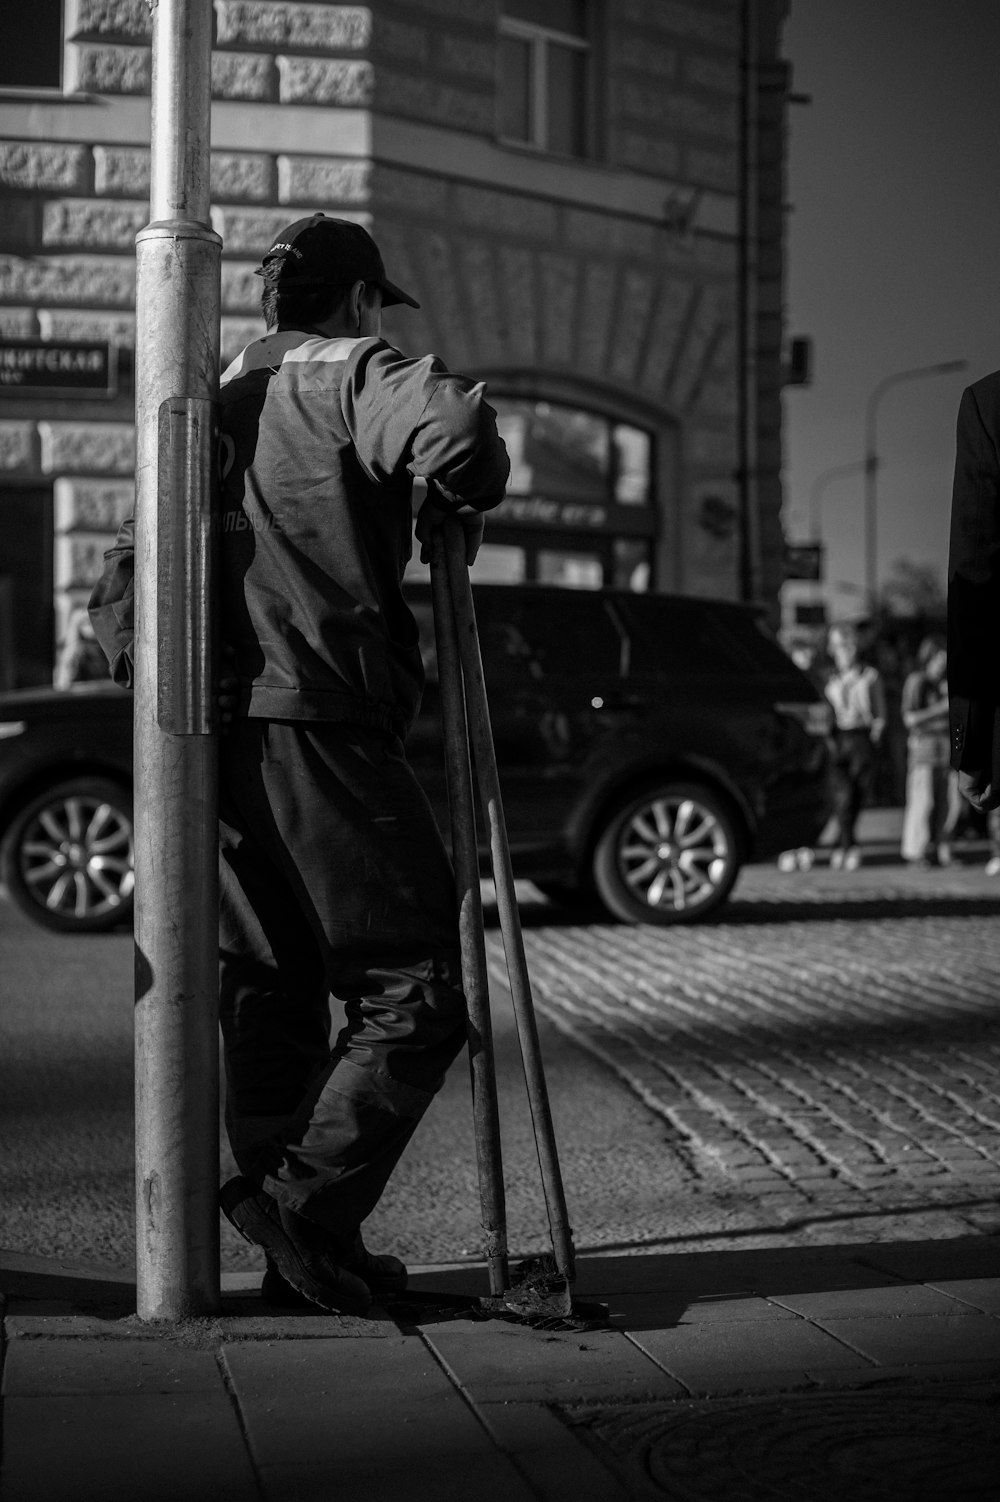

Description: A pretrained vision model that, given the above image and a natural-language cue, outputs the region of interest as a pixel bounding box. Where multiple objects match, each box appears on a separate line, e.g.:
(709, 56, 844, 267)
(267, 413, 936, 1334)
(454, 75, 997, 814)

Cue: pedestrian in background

(54, 606, 108, 689)
(822, 622, 886, 869)
(900, 635, 962, 866)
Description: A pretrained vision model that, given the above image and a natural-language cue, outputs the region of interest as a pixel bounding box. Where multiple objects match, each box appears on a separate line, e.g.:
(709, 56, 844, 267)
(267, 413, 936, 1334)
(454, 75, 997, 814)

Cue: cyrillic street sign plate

(0, 338, 116, 397)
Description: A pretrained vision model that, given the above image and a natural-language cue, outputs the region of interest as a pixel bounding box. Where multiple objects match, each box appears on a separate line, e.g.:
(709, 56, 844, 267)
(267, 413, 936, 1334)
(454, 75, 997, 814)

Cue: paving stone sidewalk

(2, 1237, 998, 1502)
(488, 842, 1000, 1253)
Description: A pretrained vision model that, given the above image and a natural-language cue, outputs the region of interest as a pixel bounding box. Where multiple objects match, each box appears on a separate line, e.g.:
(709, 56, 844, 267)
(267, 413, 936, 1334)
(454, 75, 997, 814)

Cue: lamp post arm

(863, 359, 968, 611)
(865, 360, 969, 444)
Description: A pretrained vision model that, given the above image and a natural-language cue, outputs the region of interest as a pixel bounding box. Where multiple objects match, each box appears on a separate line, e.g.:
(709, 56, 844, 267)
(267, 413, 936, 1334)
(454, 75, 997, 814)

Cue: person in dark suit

(947, 372, 1000, 819)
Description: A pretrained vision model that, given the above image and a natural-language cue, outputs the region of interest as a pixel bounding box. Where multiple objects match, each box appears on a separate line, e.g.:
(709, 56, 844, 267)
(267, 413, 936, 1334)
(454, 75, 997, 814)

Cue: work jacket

(89, 332, 509, 735)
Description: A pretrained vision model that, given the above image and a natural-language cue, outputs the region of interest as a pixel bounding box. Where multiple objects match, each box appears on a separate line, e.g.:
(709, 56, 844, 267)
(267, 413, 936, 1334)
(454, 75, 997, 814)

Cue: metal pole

(737, 0, 761, 603)
(442, 522, 576, 1283)
(429, 528, 509, 1297)
(863, 360, 968, 614)
(133, 0, 222, 1319)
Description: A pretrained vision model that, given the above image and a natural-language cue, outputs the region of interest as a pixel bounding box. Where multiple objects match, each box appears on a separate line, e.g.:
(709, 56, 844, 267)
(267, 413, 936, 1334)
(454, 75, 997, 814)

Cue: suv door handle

(592, 693, 645, 711)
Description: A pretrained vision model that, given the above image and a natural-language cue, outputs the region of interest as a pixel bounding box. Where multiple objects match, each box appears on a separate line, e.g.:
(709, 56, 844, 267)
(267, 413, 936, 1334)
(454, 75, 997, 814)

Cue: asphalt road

(2, 852, 999, 1283)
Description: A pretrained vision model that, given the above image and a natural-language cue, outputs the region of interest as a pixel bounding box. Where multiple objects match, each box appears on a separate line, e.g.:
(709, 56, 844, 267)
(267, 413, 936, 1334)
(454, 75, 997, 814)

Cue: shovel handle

(441, 519, 576, 1284)
(429, 523, 509, 1296)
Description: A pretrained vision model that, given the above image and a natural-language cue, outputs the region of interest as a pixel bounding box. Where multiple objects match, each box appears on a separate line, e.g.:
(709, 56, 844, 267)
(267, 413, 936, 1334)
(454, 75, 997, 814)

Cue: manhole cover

(574, 1385, 999, 1501)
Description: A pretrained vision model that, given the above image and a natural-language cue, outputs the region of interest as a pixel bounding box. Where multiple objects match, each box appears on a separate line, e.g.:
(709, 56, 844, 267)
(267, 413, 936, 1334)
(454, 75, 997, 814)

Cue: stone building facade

(0, 0, 790, 688)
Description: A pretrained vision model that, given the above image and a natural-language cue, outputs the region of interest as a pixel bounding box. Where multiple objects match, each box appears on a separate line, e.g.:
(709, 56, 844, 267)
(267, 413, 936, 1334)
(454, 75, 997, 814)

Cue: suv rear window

(404, 585, 624, 686)
(610, 597, 750, 676)
(611, 597, 807, 680)
(476, 591, 623, 682)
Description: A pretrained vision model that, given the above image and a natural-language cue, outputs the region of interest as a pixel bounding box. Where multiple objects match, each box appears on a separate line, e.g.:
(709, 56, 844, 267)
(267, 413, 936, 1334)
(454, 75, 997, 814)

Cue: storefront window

(537, 549, 603, 590)
(487, 396, 657, 590)
(470, 544, 527, 584)
(495, 400, 650, 508)
(406, 399, 659, 593)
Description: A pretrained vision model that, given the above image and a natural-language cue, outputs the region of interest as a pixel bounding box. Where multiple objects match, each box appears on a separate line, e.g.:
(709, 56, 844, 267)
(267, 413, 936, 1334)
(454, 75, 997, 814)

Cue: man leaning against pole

(90, 214, 510, 1313)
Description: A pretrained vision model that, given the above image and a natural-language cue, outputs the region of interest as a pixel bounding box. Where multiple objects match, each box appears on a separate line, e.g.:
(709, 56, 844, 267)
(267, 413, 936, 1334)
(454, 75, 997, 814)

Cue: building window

(487, 397, 656, 590)
(471, 544, 527, 585)
(499, 1, 591, 158)
(405, 396, 658, 593)
(2, 2, 62, 90)
(496, 400, 651, 511)
(536, 549, 604, 590)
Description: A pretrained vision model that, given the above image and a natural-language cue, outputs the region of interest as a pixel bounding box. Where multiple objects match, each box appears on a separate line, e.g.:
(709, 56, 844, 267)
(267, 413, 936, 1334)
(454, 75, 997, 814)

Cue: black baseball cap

(256, 214, 419, 309)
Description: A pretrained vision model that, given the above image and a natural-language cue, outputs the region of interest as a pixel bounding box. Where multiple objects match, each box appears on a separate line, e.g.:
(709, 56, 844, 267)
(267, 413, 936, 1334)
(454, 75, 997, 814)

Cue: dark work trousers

(218, 718, 468, 1236)
(828, 727, 877, 850)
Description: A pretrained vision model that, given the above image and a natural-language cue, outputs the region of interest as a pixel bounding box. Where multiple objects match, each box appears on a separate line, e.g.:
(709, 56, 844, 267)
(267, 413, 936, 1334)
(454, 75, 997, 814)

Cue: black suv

(0, 585, 830, 933)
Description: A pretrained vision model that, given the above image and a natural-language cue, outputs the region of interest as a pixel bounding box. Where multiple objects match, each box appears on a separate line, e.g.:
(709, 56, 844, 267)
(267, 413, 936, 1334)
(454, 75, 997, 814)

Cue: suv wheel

(592, 780, 741, 925)
(1, 777, 134, 933)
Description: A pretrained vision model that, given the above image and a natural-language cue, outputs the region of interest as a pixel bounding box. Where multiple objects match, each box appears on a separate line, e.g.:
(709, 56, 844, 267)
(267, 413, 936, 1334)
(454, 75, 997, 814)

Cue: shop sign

(493, 495, 608, 530)
(0, 338, 116, 397)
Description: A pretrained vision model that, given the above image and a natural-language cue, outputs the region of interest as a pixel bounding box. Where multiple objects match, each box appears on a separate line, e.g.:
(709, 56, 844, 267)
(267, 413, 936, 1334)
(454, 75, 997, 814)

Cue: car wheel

(1, 777, 134, 933)
(591, 780, 741, 925)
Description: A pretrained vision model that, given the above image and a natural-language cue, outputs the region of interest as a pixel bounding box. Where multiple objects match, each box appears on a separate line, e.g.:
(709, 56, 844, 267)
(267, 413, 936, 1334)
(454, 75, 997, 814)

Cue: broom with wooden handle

(429, 515, 581, 1319)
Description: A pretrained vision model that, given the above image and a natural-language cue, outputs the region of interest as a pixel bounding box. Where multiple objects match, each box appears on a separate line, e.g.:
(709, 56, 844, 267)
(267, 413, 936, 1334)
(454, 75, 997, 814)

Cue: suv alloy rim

(20, 793, 134, 921)
(618, 793, 729, 911)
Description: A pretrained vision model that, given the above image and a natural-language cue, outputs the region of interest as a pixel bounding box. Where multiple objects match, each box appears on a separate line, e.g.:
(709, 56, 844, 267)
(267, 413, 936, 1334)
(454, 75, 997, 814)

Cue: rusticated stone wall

(0, 0, 789, 673)
(372, 166, 741, 595)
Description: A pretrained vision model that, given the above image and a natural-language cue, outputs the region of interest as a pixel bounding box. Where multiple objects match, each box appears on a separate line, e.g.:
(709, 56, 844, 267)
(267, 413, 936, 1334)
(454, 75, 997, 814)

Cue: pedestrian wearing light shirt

(822, 623, 886, 869)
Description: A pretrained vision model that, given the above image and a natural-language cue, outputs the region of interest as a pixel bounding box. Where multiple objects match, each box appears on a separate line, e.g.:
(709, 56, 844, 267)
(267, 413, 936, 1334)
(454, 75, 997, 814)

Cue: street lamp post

(863, 360, 968, 613)
(133, 0, 222, 1320)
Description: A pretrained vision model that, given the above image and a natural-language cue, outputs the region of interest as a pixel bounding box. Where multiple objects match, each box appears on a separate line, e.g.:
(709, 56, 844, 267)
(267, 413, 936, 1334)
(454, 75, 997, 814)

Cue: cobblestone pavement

(484, 855, 1000, 1252)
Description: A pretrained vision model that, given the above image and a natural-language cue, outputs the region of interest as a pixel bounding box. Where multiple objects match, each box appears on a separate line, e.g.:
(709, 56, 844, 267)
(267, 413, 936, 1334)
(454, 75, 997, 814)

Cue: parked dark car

(0, 585, 830, 934)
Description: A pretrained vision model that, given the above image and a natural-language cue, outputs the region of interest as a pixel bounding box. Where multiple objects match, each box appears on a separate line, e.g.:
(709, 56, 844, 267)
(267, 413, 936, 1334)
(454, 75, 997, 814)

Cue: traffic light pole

(133, 0, 222, 1320)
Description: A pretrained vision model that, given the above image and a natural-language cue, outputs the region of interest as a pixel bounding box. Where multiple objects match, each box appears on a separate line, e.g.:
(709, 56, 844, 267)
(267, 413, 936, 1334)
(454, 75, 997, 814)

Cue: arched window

(475, 397, 656, 591)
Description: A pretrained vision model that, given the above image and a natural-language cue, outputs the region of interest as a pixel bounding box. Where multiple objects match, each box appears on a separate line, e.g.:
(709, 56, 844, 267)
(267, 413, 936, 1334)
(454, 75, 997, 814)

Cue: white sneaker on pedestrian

(778, 847, 815, 873)
(844, 847, 862, 871)
(830, 848, 845, 870)
(985, 856, 1000, 877)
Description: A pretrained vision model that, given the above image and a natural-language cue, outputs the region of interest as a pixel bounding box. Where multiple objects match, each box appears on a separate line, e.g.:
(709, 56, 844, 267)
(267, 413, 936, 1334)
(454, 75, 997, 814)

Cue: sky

(782, 0, 1000, 616)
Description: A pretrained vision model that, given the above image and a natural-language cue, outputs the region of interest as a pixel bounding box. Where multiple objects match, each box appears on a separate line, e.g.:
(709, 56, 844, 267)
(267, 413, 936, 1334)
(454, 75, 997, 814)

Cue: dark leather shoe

(260, 1256, 319, 1309)
(220, 1177, 372, 1316)
(260, 1234, 407, 1307)
(331, 1230, 408, 1299)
